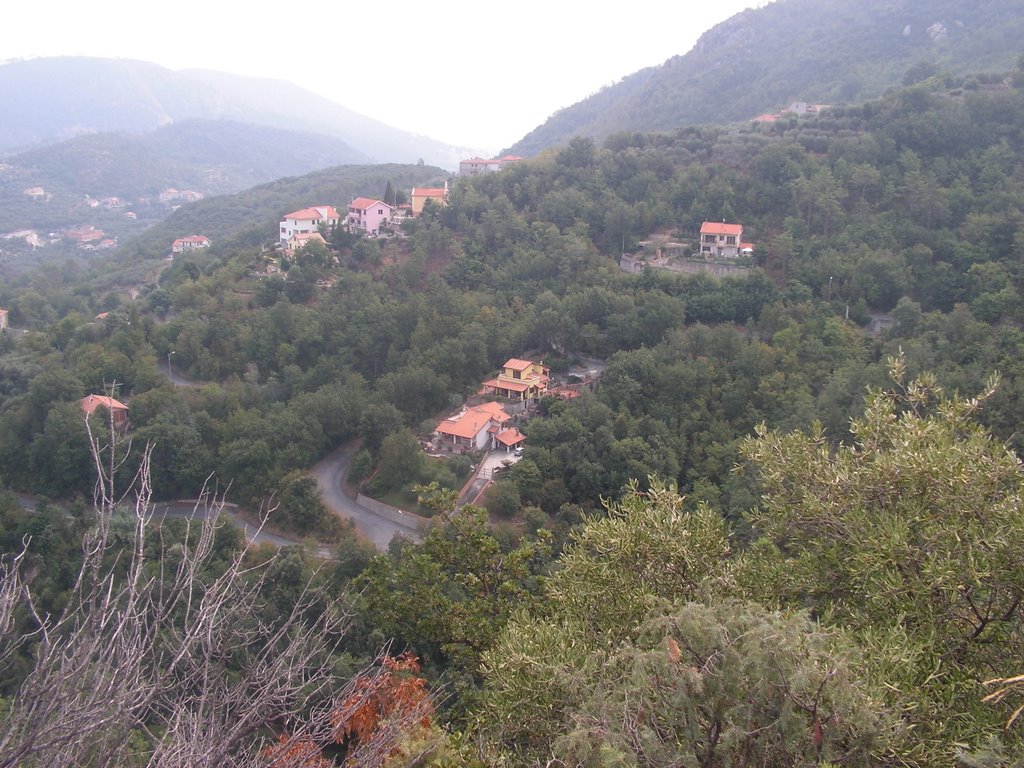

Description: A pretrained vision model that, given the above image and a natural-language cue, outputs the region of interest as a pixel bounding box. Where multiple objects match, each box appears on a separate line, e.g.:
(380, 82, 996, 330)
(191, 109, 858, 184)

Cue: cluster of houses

(66, 226, 117, 251)
(433, 359, 551, 455)
(277, 181, 451, 248)
(752, 101, 830, 123)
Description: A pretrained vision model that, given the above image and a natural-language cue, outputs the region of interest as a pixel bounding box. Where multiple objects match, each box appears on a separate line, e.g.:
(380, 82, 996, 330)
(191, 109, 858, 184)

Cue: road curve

(14, 493, 305, 550)
(151, 500, 299, 549)
(310, 443, 424, 550)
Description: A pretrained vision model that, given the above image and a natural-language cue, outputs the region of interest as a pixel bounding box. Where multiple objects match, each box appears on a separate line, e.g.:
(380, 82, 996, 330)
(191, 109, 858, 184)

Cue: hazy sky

(2, 0, 769, 153)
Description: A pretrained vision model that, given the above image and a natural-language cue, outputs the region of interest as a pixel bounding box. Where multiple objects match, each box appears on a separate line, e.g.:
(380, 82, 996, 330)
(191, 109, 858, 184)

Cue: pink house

(346, 198, 394, 236)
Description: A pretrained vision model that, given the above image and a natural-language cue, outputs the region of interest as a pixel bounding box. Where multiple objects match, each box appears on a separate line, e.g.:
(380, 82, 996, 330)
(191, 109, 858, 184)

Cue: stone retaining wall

(356, 494, 431, 530)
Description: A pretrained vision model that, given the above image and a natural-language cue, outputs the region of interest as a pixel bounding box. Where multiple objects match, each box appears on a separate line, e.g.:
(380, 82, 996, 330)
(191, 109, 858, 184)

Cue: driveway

(458, 450, 519, 507)
(310, 442, 424, 550)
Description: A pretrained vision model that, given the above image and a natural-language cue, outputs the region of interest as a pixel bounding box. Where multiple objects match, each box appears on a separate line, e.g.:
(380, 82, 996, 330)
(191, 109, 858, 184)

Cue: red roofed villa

(80, 394, 129, 430)
(172, 235, 210, 253)
(435, 401, 514, 452)
(279, 206, 341, 245)
(699, 221, 753, 258)
(481, 359, 550, 403)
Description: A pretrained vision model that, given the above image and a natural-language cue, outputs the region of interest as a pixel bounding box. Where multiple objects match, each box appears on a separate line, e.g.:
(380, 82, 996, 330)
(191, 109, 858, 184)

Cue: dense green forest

(2, 68, 1024, 765)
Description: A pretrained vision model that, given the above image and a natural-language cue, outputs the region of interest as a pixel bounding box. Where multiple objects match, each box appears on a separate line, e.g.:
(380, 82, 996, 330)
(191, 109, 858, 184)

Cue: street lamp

(167, 350, 175, 377)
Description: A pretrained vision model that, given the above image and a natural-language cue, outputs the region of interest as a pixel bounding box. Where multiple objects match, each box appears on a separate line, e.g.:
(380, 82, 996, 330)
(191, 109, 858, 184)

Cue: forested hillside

(510, 0, 1024, 155)
(1, 67, 1024, 765)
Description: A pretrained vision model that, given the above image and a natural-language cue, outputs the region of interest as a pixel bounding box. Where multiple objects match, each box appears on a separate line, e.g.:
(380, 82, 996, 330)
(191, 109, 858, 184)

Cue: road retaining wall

(356, 494, 431, 531)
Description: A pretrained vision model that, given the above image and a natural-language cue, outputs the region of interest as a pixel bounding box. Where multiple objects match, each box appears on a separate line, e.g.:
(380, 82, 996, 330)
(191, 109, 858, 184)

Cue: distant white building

(172, 235, 211, 253)
(458, 155, 523, 176)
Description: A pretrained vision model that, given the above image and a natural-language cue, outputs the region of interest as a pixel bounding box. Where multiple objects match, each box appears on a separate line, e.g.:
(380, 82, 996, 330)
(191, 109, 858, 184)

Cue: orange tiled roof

(482, 378, 531, 393)
(495, 428, 525, 447)
(700, 221, 743, 237)
(80, 394, 128, 415)
(411, 187, 447, 198)
(349, 198, 388, 210)
(173, 235, 209, 246)
(286, 206, 340, 220)
(474, 401, 511, 421)
(503, 358, 538, 371)
(436, 403, 509, 439)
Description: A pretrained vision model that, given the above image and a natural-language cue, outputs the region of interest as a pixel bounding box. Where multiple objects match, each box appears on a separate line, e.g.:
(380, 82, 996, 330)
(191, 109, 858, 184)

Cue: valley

(2, 2, 1024, 765)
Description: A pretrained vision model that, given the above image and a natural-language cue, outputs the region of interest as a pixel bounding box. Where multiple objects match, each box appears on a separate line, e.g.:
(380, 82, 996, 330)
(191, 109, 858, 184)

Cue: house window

(726, 236, 736, 245)
(703, 235, 716, 243)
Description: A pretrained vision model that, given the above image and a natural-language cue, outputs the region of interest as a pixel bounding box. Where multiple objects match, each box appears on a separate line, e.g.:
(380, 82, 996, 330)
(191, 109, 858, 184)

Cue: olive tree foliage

(737, 355, 1024, 763)
(554, 601, 883, 768)
(476, 482, 887, 766)
(0, 411, 352, 768)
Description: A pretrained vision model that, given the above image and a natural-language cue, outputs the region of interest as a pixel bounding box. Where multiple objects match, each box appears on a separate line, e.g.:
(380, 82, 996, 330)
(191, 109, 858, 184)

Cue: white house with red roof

(172, 235, 211, 253)
(699, 221, 754, 258)
(435, 402, 516, 452)
(346, 198, 394, 236)
(279, 206, 341, 245)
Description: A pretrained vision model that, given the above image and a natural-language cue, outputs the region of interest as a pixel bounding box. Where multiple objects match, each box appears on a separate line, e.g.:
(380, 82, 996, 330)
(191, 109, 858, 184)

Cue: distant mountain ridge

(508, 0, 1024, 156)
(0, 57, 469, 168)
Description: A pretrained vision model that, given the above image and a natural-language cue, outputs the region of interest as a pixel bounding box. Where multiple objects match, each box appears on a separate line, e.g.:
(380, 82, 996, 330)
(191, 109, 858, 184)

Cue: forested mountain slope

(509, 0, 1024, 155)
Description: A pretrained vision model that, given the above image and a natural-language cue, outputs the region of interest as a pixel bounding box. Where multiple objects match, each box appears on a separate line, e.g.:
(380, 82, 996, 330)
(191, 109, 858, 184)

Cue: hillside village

(4, 25, 1024, 764)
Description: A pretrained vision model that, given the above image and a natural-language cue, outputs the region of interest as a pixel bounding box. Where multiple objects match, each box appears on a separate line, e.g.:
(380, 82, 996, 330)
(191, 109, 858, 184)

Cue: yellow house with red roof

(410, 182, 448, 217)
(481, 359, 550, 403)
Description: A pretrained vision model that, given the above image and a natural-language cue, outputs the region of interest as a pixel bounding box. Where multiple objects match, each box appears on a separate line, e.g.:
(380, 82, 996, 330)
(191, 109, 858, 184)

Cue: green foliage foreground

(470, 359, 1024, 766)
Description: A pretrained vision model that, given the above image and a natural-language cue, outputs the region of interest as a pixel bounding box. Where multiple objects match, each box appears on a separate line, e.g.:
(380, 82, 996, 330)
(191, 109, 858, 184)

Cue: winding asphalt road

(310, 442, 424, 550)
(155, 366, 425, 550)
(151, 500, 299, 549)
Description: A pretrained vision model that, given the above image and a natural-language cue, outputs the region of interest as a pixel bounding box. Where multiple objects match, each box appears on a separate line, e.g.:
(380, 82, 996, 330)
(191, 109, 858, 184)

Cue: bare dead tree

(0, 405, 355, 768)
